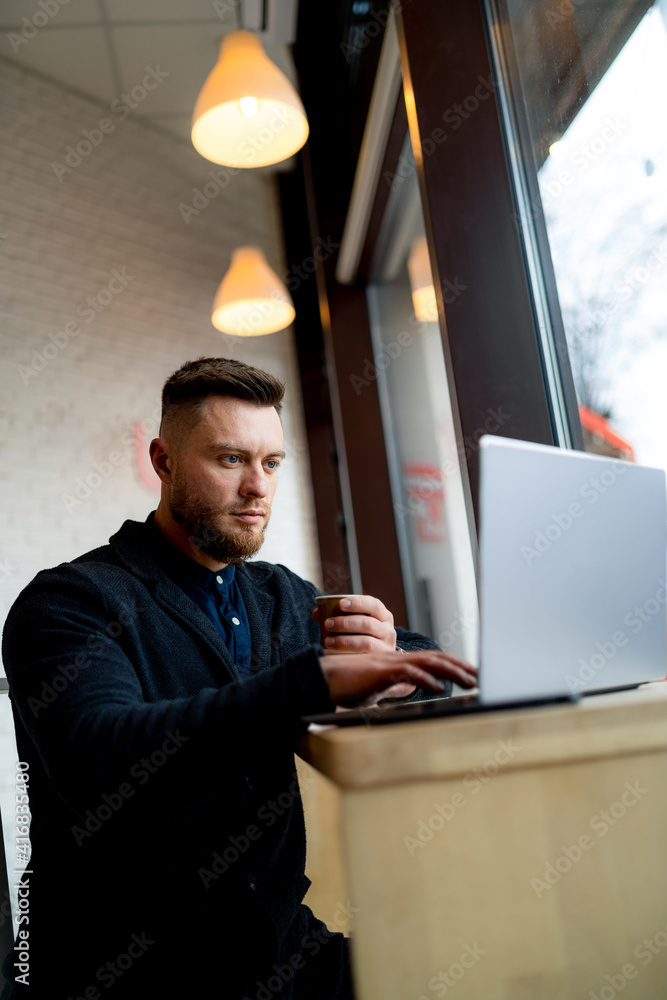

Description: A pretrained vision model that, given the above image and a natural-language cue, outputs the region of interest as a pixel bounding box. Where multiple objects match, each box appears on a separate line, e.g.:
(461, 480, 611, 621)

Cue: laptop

(303, 435, 667, 727)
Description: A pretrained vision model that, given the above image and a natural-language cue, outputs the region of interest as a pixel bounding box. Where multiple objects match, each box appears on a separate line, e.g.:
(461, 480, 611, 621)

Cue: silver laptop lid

(479, 435, 667, 704)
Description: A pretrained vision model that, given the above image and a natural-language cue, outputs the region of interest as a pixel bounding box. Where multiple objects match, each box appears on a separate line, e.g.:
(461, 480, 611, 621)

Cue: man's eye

(223, 455, 240, 464)
(266, 460, 280, 470)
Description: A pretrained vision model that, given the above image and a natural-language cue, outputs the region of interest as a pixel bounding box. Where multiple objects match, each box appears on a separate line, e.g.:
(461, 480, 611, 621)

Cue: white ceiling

(0, 0, 300, 149)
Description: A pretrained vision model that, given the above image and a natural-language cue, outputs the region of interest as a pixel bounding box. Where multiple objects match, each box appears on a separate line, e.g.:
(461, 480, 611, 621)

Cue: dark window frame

(287, 0, 589, 609)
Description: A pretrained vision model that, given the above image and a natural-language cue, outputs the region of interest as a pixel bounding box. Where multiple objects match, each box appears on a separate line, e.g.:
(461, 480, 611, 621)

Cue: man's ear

(149, 438, 173, 484)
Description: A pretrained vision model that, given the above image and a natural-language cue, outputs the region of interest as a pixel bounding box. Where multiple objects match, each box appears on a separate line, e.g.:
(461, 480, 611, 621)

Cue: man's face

(166, 395, 285, 565)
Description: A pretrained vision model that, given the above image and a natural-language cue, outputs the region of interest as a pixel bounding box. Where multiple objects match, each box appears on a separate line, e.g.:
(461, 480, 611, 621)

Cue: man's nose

(240, 462, 268, 497)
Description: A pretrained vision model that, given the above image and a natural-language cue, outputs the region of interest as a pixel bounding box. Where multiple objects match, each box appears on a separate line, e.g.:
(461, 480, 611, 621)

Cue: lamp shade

(212, 246, 295, 336)
(191, 31, 309, 168)
(408, 235, 438, 323)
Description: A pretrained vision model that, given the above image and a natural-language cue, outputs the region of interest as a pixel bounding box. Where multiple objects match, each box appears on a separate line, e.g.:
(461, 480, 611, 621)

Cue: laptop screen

(478, 436, 667, 703)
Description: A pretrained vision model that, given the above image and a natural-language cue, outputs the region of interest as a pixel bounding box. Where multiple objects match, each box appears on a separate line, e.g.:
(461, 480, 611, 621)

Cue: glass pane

(489, 0, 667, 465)
(365, 169, 479, 669)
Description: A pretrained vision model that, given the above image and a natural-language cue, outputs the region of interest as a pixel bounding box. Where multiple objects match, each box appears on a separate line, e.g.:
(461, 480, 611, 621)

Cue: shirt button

(216, 575, 223, 584)
(248, 874, 258, 891)
(232, 617, 240, 625)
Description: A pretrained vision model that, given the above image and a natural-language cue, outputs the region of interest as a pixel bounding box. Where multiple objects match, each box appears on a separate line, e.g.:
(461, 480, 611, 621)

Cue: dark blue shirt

(148, 515, 252, 678)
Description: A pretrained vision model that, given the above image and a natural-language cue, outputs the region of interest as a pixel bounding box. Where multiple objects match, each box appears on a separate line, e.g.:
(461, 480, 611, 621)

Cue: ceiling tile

(104, 0, 231, 24)
(0, 0, 103, 29)
(110, 23, 227, 116)
(111, 23, 300, 120)
(137, 113, 193, 145)
(0, 26, 117, 104)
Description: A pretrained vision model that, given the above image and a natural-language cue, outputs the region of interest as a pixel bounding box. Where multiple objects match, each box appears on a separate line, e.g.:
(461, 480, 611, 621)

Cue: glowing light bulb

(212, 247, 295, 337)
(192, 31, 309, 167)
(239, 96, 258, 117)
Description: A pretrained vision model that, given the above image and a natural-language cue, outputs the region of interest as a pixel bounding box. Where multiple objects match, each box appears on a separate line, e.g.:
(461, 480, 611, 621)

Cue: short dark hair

(159, 357, 285, 441)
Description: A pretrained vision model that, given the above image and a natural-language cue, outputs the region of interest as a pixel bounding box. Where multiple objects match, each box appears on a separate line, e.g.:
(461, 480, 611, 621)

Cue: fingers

(394, 663, 451, 692)
(380, 682, 418, 698)
(401, 650, 478, 688)
(322, 618, 392, 654)
(314, 596, 396, 653)
(322, 614, 386, 638)
(350, 681, 418, 711)
(319, 612, 396, 653)
(319, 650, 478, 707)
(332, 595, 393, 623)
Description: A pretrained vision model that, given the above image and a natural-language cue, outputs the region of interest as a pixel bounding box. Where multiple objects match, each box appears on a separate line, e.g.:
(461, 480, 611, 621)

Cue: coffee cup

(314, 594, 359, 654)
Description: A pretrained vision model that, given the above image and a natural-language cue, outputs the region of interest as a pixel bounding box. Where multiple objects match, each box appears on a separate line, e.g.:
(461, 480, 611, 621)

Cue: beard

(169, 478, 269, 565)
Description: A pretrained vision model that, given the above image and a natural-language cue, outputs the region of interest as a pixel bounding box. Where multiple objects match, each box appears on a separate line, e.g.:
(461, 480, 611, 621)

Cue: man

(1, 357, 476, 999)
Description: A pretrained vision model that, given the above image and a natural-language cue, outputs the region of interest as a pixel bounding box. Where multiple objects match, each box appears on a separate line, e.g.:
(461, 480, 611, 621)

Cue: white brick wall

(0, 56, 323, 933)
(0, 56, 322, 640)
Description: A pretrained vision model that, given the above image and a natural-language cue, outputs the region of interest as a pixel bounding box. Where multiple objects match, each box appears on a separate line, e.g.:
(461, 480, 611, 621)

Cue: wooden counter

(297, 683, 667, 999)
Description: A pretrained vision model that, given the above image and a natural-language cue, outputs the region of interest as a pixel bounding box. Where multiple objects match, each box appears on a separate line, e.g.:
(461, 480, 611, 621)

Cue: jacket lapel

(236, 565, 276, 674)
(109, 517, 239, 684)
(153, 579, 239, 683)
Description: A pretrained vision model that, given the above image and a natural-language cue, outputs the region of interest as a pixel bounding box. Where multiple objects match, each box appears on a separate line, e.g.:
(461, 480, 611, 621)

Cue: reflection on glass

(366, 187, 478, 667)
(496, 0, 667, 466)
(407, 235, 438, 322)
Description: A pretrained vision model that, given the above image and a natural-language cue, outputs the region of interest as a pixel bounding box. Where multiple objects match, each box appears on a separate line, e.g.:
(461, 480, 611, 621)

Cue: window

(488, 0, 667, 466)
(366, 182, 479, 662)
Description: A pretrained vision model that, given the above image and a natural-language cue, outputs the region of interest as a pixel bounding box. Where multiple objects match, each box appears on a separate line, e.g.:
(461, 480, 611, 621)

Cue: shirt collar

(147, 512, 235, 592)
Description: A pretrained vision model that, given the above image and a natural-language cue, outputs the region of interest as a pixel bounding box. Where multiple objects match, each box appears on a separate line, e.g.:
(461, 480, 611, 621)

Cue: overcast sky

(539, 3, 667, 469)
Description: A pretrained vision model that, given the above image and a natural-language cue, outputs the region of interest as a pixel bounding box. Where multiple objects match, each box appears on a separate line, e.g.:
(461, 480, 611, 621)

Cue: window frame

(289, 0, 587, 607)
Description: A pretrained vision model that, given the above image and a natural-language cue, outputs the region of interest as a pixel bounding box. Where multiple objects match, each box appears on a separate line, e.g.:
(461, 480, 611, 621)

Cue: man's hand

(312, 595, 397, 653)
(319, 649, 478, 709)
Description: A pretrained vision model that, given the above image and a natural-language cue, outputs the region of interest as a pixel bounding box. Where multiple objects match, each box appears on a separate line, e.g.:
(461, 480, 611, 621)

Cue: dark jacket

(1, 515, 442, 999)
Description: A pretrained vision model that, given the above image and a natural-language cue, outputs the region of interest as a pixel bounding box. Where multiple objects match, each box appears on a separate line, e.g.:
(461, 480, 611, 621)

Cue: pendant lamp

(191, 31, 309, 168)
(408, 235, 438, 323)
(212, 247, 295, 336)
